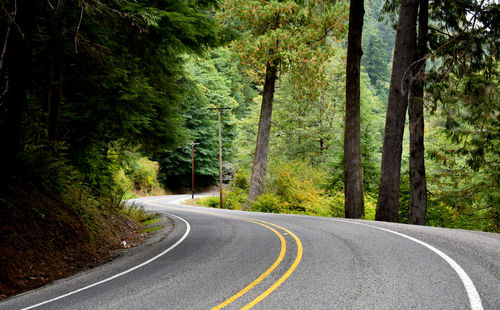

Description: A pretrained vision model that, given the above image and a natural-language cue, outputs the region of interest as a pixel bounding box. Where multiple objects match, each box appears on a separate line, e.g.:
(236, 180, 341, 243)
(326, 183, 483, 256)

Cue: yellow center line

(211, 219, 286, 310)
(240, 219, 303, 310)
(142, 198, 303, 310)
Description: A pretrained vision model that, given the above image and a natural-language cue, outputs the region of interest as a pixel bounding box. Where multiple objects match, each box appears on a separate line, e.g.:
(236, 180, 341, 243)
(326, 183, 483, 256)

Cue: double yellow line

(212, 218, 303, 310)
(144, 198, 303, 310)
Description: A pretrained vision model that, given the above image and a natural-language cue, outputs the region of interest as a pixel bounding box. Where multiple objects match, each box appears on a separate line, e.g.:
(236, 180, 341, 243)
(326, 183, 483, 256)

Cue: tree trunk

(319, 94, 325, 162)
(408, 0, 428, 225)
(48, 64, 62, 151)
(2, 1, 33, 172)
(344, 0, 365, 219)
(246, 60, 278, 207)
(376, 0, 419, 222)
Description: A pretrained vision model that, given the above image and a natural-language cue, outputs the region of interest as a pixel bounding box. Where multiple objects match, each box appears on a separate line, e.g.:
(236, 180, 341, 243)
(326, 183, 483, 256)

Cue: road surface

(1, 195, 499, 309)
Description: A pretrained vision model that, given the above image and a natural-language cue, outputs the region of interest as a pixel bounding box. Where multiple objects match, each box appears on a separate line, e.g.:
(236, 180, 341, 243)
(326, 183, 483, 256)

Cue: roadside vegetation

(0, 0, 498, 299)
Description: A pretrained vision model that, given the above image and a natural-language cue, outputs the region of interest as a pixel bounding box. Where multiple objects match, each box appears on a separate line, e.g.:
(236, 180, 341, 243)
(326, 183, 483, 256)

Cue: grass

(122, 192, 137, 200)
(141, 225, 164, 234)
(122, 204, 150, 223)
(141, 216, 160, 226)
(181, 198, 200, 206)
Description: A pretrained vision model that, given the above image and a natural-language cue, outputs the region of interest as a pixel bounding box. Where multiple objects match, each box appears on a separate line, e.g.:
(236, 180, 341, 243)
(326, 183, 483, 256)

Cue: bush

(199, 196, 220, 208)
(328, 191, 345, 217)
(265, 160, 333, 216)
(111, 153, 164, 197)
(129, 157, 160, 190)
(231, 169, 250, 191)
(250, 194, 285, 213)
(113, 169, 134, 194)
(364, 192, 377, 220)
(219, 160, 380, 220)
(223, 188, 247, 210)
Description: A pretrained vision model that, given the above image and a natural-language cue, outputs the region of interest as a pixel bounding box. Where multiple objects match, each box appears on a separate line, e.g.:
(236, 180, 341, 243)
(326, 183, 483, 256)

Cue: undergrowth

(0, 146, 163, 298)
(198, 160, 497, 232)
(198, 163, 377, 219)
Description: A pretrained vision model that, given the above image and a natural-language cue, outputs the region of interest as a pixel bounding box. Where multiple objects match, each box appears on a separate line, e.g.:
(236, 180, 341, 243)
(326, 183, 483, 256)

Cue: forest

(0, 0, 498, 294)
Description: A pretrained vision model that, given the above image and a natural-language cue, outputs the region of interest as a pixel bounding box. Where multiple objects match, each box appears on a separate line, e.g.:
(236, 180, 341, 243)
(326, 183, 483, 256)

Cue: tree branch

(75, 5, 84, 53)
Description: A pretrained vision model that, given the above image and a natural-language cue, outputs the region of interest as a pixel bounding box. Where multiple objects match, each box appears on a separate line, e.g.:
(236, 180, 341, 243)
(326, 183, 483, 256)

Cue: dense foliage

(156, 48, 256, 188)
(0, 0, 221, 194)
(203, 0, 499, 232)
(0, 0, 498, 241)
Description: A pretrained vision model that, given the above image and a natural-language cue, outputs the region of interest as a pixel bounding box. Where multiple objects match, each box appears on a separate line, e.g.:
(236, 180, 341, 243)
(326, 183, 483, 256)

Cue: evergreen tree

(345, 0, 365, 218)
(376, 0, 419, 222)
(0, 0, 220, 190)
(157, 49, 252, 188)
(408, 0, 428, 225)
(220, 0, 348, 207)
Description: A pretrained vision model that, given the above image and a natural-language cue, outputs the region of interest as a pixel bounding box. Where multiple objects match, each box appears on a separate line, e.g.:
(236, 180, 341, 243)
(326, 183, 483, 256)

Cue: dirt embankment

(0, 186, 144, 300)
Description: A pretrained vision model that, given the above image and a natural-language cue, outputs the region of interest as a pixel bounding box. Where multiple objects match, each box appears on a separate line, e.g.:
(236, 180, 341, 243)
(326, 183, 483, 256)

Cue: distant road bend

(1, 195, 499, 310)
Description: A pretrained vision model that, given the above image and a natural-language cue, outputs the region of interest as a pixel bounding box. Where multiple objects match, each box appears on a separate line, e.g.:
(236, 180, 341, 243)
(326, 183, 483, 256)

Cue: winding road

(1, 195, 499, 310)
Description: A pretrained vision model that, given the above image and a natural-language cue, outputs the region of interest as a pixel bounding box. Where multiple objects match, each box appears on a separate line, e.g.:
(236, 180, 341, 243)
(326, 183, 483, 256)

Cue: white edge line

(141, 197, 484, 310)
(330, 218, 483, 310)
(147, 197, 483, 310)
(21, 205, 190, 310)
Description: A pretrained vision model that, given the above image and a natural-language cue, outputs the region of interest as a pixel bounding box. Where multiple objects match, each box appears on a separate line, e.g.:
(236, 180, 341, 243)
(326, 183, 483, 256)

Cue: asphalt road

(2, 194, 499, 310)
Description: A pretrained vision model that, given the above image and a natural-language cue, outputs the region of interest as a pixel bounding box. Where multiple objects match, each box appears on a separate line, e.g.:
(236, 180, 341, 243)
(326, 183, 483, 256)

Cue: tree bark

(376, 0, 419, 222)
(344, 0, 365, 219)
(247, 60, 278, 207)
(408, 0, 428, 225)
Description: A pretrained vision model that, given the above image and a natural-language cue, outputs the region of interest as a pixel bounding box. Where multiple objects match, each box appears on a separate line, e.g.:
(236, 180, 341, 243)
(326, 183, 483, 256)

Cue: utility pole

(207, 107, 231, 208)
(190, 142, 199, 200)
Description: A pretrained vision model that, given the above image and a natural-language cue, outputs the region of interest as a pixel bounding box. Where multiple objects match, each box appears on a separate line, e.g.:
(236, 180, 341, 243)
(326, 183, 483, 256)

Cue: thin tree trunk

(2, 0, 33, 172)
(376, 0, 419, 222)
(49, 63, 62, 151)
(409, 0, 428, 225)
(246, 60, 278, 207)
(344, 0, 365, 218)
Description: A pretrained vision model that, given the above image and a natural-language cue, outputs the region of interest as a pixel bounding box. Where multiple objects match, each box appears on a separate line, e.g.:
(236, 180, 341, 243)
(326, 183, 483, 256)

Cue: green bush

(111, 154, 164, 196)
(223, 188, 247, 210)
(328, 191, 345, 218)
(231, 169, 250, 191)
(199, 196, 220, 208)
(129, 157, 160, 190)
(113, 169, 134, 193)
(364, 192, 377, 220)
(250, 194, 285, 213)
(219, 160, 378, 220)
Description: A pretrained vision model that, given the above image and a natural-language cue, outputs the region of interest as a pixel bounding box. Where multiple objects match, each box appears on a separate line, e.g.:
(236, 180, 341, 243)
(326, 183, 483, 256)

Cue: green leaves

(0, 0, 223, 193)
(220, 0, 348, 87)
(156, 48, 254, 187)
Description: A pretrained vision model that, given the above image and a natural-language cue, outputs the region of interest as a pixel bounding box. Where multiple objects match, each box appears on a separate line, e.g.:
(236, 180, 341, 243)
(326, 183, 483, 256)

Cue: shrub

(250, 194, 285, 213)
(265, 160, 332, 215)
(223, 188, 247, 210)
(129, 157, 160, 190)
(231, 169, 250, 191)
(364, 192, 377, 220)
(199, 196, 220, 208)
(113, 169, 134, 193)
(328, 191, 345, 218)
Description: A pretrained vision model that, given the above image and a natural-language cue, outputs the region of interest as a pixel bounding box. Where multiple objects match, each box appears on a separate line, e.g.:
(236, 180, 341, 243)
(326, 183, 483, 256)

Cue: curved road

(1, 195, 499, 309)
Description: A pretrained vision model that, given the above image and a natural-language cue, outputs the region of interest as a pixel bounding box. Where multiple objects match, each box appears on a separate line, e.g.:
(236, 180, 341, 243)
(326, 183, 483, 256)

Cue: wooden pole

(191, 143, 195, 200)
(189, 142, 199, 200)
(207, 107, 231, 209)
(218, 110, 223, 208)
